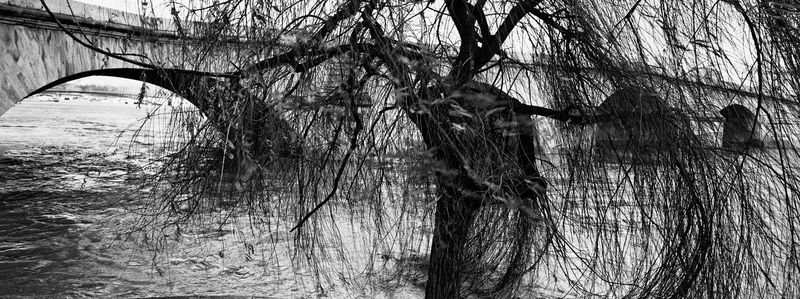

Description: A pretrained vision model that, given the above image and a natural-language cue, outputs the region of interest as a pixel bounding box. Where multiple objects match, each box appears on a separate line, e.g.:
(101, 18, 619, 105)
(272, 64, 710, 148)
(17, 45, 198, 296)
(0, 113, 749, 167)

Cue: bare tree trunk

(425, 182, 476, 299)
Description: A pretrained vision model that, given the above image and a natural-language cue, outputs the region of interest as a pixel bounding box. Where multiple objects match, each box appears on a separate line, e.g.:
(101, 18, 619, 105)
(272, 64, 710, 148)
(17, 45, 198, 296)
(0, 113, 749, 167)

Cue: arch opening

(593, 87, 690, 164)
(720, 104, 764, 151)
(16, 68, 302, 161)
(0, 74, 201, 159)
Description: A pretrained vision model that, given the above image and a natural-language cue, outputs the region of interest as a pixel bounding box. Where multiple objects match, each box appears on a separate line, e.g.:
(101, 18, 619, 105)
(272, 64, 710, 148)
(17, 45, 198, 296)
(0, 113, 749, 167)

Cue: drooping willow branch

(289, 66, 368, 232)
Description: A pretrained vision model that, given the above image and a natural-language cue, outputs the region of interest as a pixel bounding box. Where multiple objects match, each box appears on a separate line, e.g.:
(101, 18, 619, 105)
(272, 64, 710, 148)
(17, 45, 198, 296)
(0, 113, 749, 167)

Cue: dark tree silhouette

(52, 0, 800, 297)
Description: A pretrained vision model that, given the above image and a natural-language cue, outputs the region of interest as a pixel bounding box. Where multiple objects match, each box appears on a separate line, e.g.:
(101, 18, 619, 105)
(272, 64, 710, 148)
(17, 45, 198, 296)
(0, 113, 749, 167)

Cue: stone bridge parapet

(0, 0, 245, 116)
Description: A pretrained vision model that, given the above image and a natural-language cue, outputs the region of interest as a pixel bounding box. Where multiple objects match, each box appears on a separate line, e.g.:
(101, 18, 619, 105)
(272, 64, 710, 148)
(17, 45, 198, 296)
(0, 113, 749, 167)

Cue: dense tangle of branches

(81, 0, 800, 297)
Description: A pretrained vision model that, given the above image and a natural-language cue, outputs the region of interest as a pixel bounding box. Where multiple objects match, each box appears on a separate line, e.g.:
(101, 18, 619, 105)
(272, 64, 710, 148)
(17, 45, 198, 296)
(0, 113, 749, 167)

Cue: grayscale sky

(76, 0, 172, 17)
(68, 0, 755, 88)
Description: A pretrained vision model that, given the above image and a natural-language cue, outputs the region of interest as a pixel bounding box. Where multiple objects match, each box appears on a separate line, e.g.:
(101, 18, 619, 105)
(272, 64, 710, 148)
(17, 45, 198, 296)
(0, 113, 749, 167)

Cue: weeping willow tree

(65, 0, 800, 297)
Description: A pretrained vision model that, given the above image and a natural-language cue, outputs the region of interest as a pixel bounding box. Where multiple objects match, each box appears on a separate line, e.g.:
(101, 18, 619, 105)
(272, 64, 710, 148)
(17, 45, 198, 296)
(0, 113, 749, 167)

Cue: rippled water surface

(0, 97, 299, 298)
(0, 96, 428, 299)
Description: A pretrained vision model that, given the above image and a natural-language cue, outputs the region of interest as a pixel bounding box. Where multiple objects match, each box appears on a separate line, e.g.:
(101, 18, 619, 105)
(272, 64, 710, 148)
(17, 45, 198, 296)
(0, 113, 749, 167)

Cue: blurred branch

(238, 43, 379, 74)
(497, 100, 613, 125)
(308, 0, 363, 44)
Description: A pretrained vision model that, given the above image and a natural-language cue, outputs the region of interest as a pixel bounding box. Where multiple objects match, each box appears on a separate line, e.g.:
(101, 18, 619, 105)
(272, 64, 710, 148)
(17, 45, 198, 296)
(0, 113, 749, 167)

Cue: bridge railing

(0, 0, 275, 42)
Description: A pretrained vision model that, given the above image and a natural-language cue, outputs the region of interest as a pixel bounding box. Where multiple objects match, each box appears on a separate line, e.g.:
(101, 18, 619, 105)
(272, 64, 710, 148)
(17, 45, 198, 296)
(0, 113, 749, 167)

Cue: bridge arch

(23, 68, 224, 113)
(0, 0, 237, 117)
(593, 87, 690, 164)
(5, 67, 300, 163)
(0, 22, 185, 117)
(720, 104, 763, 151)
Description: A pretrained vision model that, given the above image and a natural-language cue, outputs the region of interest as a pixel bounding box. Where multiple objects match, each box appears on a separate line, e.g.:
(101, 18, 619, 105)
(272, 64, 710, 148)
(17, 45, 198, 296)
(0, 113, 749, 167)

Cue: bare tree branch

(473, 0, 547, 72)
(445, 0, 479, 83)
(307, 0, 363, 44)
(491, 0, 546, 51)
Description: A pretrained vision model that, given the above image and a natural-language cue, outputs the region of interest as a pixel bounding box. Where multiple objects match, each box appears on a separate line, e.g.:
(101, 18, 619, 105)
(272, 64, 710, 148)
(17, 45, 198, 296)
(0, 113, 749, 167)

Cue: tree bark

(425, 180, 477, 299)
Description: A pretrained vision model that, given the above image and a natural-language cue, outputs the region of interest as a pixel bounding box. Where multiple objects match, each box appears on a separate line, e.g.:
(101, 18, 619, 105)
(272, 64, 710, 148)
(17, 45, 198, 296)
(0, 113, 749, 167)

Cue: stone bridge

(0, 0, 309, 164)
(0, 0, 238, 116)
(2, 0, 795, 165)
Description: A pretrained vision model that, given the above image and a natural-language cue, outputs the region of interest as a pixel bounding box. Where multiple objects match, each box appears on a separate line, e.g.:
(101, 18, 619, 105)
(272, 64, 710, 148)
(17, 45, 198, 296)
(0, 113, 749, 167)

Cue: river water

(9, 93, 770, 298)
(0, 95, 327, 298)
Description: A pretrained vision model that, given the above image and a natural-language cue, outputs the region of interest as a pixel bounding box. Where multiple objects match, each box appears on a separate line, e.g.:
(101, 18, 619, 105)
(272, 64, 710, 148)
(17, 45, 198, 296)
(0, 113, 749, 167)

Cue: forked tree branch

(308, 0, 363, 44)
(239, 43, 379, 74)
(238, 0, 363, 75)
(492, 0, 546, 50)
(473, 0, 547, 72)
(445, 0, 480, 83)
(470, 3, 492, 44)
